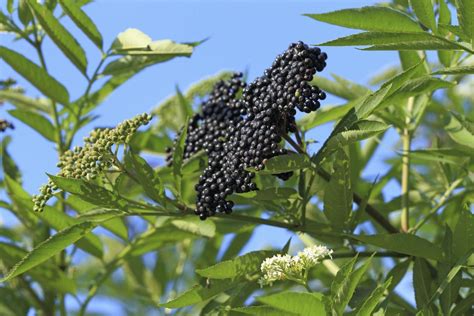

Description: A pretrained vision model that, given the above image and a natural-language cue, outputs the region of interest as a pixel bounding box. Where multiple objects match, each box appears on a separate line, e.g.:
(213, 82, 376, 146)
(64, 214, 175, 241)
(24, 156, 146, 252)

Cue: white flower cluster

(259, 245, 333, 287)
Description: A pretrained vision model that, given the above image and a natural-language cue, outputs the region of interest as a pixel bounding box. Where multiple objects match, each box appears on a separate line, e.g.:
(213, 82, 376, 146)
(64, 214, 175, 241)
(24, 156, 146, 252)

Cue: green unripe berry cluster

(32, 113, 152, 212)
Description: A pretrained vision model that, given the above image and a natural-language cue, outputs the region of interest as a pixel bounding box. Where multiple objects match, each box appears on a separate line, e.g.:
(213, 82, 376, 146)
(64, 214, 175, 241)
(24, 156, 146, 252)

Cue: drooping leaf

(59, 0, 103, 49)
(0, 46, 69, 104)
(196, 250, 275, 279)
(305, 6, 422, 32)
(351, 234, 443, 260)
(324, 148, 352, 229)
(0, 221, 96, 282)
(257, 292, 326, 315)
(26, 0, 88, 74)
(8, 109, 56, 142)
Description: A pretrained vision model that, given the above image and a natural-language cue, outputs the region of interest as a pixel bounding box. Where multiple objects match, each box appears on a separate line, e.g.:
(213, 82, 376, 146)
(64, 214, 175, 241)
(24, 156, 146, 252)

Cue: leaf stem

(401, 97, 414, 232)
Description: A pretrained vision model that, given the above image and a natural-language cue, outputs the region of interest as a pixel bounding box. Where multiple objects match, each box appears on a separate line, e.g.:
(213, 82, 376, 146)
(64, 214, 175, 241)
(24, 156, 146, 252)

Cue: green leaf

(196, 250, 275, 279)
(305, 6, 421, 32)
(410, 0, 436, 31)
(58, 0, 103, 49)
(445, 112, 474, 149)
(409, 148, 471, 165)
(171, 217, 216, 238)
(8, 109, 56, 142)
(391, 77, 454, 98)
(235, 187, 299, 200)
(112, 28, 152, 50)
(431, 248, 474, 307)
(231, 306, 293, 316)
(159, 279, 236, 308)
(67, 195, 128, 240)
(124, 151, 163, 203)
(362, 40, 467, 51)
(452, 293, 474, 315)
(330, 254, 372, 315)
(324, 148, 352, 229)
(0, 46, 69, 104)
(413, 258, 434, 311)
(0, 242, 77, 293)
(310, 76, 370, 100)
(0, 221, 96, 282)
(172, 120, 188, 197)
(103, 55, 169, 77)
(452, 210, 474, 259)
(355, 278, 392, 316)
(313, 85, 392, 164)
(257, 292, 326, 316)
(185, 71, 235, 99)
(49, 175, 127, 210)
(319, 32, 461, 50)
(0, 90, 50, 113)
(26, 0, 88, 74)
(18, 0, 33, 26)
(325, 120, 390, 153)
(432, 65, 474, 74)
(1, 137, 21, 183)
(456, 0, 474, 46)
(256, 154, 310, 174)
(112, 28, 192, 56)
(351, 234, 443, 260)
(298, 103, 352, 132)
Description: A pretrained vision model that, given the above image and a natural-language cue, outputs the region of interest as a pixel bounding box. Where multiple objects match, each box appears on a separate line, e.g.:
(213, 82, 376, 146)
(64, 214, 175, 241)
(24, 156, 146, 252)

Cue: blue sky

(1, 0, 413, 314)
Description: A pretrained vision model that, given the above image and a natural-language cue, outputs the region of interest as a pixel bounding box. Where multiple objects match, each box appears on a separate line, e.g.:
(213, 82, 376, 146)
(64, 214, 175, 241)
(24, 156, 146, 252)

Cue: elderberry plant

(0, 1, 473, 316)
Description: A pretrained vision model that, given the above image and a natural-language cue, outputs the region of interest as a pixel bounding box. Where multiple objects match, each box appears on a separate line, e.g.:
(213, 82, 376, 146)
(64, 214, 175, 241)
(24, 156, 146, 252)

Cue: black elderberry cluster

(170, 42, 327, 220)
(166, 73, 246, 164)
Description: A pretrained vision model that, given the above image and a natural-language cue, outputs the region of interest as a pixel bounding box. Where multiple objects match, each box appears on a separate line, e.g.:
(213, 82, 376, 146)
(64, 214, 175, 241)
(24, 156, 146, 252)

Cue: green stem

(410, 178, 463, 233)
(401, 97, 414, 232)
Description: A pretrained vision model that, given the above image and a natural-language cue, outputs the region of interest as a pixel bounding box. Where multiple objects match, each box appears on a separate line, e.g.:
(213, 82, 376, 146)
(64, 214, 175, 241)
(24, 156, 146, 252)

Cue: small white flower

(297, 245, 333, 269)
(259, 244, 333, 287)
